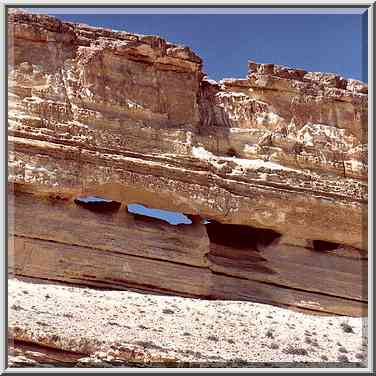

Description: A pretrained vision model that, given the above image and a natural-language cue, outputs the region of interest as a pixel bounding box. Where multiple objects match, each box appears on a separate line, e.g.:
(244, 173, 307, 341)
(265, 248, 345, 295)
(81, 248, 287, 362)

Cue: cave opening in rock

(74, 196, 121, 212)
(226, 148, 239, 158)
(312, 240, 341, 252)
(205, 220, 281, 250)
(127, 204, 193, 225)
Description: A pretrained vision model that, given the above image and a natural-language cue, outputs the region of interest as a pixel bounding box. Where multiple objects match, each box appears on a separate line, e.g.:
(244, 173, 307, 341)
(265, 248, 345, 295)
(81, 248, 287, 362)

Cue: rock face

(8, 9, 368, 317)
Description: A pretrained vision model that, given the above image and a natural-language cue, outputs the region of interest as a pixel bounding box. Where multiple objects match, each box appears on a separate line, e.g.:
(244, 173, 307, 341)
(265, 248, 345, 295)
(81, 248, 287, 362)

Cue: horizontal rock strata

(8, 9, 368, 318)
(8, 190, 367, 317)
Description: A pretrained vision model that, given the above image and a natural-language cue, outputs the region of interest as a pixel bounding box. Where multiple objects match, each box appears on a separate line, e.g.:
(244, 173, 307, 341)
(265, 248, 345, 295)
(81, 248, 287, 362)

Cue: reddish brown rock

(7, 10, 368, 317)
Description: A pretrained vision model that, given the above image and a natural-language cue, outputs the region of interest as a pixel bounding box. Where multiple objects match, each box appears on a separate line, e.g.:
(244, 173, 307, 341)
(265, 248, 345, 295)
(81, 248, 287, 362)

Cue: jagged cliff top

(8, 8, 203, 67)
(9, 8, 367, 91)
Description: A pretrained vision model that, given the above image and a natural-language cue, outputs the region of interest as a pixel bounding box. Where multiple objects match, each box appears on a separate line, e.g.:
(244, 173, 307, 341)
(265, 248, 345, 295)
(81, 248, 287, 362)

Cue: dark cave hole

(74, 196, 121, 212)
(312, 240, 341, 252)
(226, 148, 239, 158)
(127, 204, 192, 225)
(205, 220, 281, 250)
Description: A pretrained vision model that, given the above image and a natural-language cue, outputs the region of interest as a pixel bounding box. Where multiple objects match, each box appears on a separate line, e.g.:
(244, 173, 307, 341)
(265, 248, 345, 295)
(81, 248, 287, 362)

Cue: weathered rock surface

(8, 190, 367, 316)
(8, 9, 368, 321)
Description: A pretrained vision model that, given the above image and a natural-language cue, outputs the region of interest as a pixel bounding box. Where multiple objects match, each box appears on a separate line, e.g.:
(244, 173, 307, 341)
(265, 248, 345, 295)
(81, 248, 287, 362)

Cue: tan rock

(7, 10, 368, 317)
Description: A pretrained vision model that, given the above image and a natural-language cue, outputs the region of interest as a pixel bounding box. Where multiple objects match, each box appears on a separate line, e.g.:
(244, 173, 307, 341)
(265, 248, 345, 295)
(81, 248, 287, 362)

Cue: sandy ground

(8, 277, 368, 368)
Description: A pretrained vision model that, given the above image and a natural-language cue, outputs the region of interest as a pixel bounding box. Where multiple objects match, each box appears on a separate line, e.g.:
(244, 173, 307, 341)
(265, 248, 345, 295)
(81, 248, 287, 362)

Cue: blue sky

(77, 198, 193, 225)
(127, 204, 192, 225)
(28, 9, 368, 82)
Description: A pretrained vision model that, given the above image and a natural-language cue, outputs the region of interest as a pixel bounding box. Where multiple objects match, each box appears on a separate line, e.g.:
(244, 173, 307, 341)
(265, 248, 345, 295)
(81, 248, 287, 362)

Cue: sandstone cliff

(8, 9, 368, 317)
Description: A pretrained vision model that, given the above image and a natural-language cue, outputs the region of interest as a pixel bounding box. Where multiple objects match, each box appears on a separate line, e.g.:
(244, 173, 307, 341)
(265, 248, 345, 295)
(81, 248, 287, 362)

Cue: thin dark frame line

(4, 4, 373, 9)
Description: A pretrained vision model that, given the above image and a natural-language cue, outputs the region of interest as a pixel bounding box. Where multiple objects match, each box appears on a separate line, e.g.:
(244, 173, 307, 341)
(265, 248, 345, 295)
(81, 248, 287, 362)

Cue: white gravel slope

(8, 277, 368, 368)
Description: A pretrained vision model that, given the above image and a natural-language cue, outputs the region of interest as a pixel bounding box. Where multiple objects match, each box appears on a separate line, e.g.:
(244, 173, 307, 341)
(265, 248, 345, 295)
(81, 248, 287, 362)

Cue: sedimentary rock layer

(8, 9, 368, 316)
(9, 190, 367, 316)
